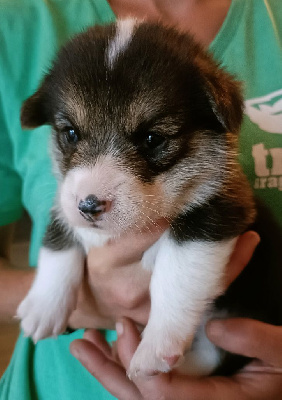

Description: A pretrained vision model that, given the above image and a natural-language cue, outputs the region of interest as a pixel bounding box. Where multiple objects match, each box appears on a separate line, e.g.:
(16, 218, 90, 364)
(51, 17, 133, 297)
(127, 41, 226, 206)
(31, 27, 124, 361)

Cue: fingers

(224, 231, 260, 288)
(70, 336, 141, 400)
(116, 318, 142, 370)
(70, 321, 282, 400)
(88, 218, 168, 270)
(83, 329, 113, 358)
(206, 318, 282, 367)
(115, 319, 244, 400)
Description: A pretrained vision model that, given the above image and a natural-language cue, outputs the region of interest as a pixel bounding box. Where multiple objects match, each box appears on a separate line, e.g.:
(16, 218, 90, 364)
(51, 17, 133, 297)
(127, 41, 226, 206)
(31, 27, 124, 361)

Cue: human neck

(110, 0, 232, 46)
(153, 0, 232, 46)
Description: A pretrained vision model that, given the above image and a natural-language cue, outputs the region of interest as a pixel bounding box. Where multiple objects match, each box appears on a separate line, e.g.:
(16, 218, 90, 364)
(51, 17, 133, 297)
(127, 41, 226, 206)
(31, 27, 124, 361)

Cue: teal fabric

(1, 330, 117, 400)
(0, 2, 118, 399)
(0, 0, 116, 265)
(0, 0, 281, 399)
(210, 0, 282, 227)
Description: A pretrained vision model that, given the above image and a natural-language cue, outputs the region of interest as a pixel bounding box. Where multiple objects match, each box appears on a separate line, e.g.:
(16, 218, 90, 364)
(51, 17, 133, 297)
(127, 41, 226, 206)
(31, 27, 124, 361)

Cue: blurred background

(0, 212, 31, 376)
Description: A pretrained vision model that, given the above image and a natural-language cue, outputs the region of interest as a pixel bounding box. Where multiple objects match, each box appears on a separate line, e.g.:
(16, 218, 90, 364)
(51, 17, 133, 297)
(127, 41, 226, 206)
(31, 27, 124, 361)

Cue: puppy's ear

(21, 81, 50, 129)
(203, 67, 244, 134)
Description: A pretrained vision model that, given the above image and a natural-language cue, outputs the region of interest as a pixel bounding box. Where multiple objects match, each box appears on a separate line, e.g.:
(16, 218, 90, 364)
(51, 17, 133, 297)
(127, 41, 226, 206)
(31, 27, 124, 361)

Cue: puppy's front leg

(17, 219, 84, 342)
(128, 232, 237, 377)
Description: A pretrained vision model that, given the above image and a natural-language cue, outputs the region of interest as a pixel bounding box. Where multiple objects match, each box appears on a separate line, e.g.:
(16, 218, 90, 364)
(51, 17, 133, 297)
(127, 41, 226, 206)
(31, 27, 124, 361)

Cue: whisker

(140, 204, 184, 238)
(133, 221, 143, 235)
(138, 210, 163, 234)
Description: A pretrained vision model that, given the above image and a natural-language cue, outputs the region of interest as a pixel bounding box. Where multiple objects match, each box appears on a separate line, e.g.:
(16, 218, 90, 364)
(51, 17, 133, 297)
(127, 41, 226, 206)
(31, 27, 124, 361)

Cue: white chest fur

(74, 227, 113, 253)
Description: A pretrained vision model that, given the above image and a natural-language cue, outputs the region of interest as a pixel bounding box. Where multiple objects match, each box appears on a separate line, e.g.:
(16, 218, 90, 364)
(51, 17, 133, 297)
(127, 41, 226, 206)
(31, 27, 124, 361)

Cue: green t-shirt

(0, 0, 281, 399)
(210, 0, 282, 227)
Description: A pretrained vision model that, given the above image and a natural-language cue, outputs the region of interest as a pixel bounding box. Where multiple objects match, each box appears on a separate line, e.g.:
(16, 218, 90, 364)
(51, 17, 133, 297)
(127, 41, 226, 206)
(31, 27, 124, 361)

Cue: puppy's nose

(78, 195, 107, 215)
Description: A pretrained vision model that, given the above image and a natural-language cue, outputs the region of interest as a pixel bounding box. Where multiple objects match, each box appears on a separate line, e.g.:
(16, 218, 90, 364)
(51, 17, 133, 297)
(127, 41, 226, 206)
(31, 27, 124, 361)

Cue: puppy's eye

(65, 127, 79, 144)
(146, 133, 165, 149)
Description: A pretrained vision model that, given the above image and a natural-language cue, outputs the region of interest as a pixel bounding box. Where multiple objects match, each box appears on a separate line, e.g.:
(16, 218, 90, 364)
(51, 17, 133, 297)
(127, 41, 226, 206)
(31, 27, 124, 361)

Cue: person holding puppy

(0, 0, 282, 399)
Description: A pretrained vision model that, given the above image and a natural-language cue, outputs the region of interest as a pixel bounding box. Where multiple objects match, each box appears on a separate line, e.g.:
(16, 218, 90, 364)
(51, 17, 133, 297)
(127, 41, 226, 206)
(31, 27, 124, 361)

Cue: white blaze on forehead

(107, 18, 139, 69)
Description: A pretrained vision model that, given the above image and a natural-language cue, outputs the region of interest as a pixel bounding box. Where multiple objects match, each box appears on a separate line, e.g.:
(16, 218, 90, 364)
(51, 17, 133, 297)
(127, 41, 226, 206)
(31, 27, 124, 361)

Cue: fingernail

(116, 321, 124, 336)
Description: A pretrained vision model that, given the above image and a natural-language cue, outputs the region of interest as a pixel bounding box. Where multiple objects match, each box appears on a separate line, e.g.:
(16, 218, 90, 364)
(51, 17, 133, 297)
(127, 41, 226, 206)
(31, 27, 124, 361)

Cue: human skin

(1, 1, 282, 397)
(69, 231, 282, 400)
(0, 226, 260, 328)
(0, 0, 233, 327)
(68, 229, 260, 330)
(69, 0, 234, 330)
(68, 220, 168, 330)
(70, 317, 282, 400)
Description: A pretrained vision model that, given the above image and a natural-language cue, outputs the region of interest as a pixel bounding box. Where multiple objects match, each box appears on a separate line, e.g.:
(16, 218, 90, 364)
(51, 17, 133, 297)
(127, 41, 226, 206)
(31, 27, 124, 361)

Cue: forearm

(0, 257, 34, 322)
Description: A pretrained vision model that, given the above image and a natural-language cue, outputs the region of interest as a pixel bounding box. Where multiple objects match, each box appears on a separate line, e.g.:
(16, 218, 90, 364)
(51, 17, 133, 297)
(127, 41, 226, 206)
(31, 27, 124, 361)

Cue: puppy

(18, 19, 282, 377)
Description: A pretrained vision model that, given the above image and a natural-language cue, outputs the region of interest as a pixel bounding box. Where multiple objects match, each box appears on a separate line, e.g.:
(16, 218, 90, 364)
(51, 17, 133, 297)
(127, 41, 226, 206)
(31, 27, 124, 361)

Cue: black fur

(171, 194, 254, 242)
(43, 213, 78, 251)
(21, 23, 243, 181)
(21, 21, 282, 376)
(214, 200, 282, 375)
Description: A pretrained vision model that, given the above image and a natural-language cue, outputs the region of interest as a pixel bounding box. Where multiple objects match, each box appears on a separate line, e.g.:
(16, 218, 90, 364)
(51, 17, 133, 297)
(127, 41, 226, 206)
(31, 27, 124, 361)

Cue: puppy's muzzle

(78, 194, 111, 221)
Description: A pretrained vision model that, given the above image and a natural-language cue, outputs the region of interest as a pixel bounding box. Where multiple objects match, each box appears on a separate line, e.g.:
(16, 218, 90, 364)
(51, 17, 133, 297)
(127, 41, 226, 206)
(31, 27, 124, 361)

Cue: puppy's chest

(74, 227, 112, 253)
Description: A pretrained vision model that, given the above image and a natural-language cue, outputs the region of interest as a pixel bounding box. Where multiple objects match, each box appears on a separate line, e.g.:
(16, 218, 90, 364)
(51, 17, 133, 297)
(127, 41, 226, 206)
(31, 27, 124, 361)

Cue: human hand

(68, 225, 259, 331)
(71, 316, 282, 400)
(68, 219, 168, 330)
(68, 229, 259, 330)
(69, 232, 270, 396)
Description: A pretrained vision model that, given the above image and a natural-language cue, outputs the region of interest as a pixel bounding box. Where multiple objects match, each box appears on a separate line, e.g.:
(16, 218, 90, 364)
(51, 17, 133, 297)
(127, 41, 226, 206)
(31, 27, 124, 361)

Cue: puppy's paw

(127, 334, 185, 378)
(17, 290, 76, 343)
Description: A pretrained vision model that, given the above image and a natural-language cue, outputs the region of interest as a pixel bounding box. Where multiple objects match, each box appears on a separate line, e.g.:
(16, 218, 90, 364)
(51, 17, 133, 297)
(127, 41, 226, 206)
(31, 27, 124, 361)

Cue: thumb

(88, 218, 168, 269)
(116, 318, 141, 370)
(206, 318, 282, 367)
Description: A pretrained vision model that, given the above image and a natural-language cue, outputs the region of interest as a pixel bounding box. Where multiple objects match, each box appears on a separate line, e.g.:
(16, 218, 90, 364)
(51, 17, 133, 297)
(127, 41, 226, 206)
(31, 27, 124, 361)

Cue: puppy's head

(21, 19, 243, 235)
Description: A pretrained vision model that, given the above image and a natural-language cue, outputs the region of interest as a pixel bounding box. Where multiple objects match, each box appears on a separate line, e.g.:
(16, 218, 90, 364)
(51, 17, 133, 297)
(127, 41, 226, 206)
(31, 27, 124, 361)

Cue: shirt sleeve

(0, 98, 24, 226)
